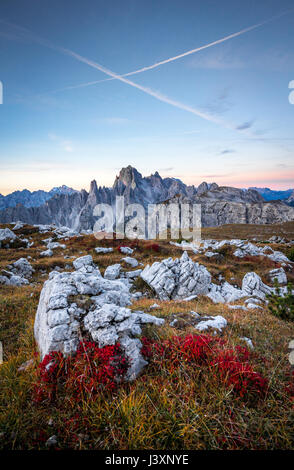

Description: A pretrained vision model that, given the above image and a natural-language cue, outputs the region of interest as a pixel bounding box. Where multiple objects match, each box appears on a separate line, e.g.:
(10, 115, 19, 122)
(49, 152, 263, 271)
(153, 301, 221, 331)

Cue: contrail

(0, 17, 234, 128)
(0, 10, 292, 131)
(60, 47, 231, 128)
(47, 8, 294, 92)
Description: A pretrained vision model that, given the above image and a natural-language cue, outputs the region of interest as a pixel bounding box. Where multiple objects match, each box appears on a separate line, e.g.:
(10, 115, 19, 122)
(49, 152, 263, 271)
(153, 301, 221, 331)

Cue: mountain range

(0, 166, 294, 229)
(249, 187, 294, 202)
(0, 185, 77, 210)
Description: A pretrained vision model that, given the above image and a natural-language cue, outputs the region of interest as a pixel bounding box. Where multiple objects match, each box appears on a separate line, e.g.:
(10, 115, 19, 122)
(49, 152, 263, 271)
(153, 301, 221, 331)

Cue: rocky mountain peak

(114, 165, 143, 190)
(197, 181, 209, 196)
(89, 180, 98, 194)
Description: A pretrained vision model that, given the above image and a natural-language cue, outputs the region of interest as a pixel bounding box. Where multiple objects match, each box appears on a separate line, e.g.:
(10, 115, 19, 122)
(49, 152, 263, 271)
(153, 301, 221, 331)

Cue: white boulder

(95, 247, 113, 254)
(0, 228, 17, 246)
(8, 258, 34, 279)
(121, 257, 139, 268)
(104, 264, 121, 280)
(268, 267, 287, 285)
(242, 272, 273, 301)
(119, 246, 134, 255)
(141, 251, 211, 300)
(40, 249, 53, 257)
(34, 260, 164, 381)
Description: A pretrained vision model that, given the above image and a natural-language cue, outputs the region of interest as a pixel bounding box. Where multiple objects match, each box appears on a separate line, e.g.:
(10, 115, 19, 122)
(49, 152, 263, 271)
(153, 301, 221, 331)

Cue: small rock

(240, 337, 254, 349)
(119, 246, 134, 255)
(95, 247, 113, 254)
(104, 264, 121, 280)
(149, 303, 160, 310)
(17, 359, 34, 372)
(45, 435, 58, 448)
(121, 257, 139, 267)
(40, 249, 53, 257)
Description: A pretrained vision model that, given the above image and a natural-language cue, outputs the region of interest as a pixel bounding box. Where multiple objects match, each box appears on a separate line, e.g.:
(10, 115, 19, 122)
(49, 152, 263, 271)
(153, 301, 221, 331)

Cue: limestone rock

(195, 315, 227, 332)
(40, 249, 53, 257)
(242, 272, 273, 301)
(0, 228, 17, 247)
(104, 264, 121, 280)
(119, 246, 134, 255)
(268, 268, 287, 285)
(121, 257, 139, 267)
(34, 260, 164, 381)
(95, 247, 113, 254)
(141, 251, 211, 300)
(8, 258, 34, 279)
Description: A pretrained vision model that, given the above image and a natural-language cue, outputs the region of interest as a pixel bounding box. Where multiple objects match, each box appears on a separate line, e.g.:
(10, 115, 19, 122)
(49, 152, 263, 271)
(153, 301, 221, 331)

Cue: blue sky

(0, 0, 293, 194)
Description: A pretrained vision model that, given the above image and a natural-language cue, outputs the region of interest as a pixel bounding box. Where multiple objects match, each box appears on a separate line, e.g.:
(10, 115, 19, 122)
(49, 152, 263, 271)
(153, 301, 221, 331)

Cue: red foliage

(142, 334, 268, 401)
(147, 243, 160, 253)
(142, 334, 223, 368)
(33, 341, 128, 404)
(211, 347, 268, 399)
(285, 369, 294, 399)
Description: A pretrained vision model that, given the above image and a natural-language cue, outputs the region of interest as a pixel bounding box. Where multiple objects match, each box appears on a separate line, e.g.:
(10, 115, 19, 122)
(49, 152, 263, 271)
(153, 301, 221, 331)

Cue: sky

(0, 0, 293, 195)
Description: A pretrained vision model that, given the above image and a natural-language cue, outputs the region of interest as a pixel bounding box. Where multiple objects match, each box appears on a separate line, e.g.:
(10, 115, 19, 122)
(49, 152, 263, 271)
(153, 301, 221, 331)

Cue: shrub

(33, 341, 128, 404)
(287, 247, 294, 262)
(267, 281, 294, 321)
(212, 347, 268, 399)
(142, 334, 268, 401)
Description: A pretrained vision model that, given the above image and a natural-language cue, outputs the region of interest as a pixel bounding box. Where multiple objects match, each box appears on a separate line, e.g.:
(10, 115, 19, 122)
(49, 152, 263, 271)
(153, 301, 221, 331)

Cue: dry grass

(0, 222, 293, 450)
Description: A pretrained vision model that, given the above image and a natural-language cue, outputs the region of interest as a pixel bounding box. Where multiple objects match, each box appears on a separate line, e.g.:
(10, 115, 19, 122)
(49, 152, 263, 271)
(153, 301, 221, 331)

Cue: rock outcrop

(141, 251, 211, 300)
(140, 251, 292, 306)
(0, 257, 34, 286)
(268, 268, 287, 285)
(34, 255, 164, 380)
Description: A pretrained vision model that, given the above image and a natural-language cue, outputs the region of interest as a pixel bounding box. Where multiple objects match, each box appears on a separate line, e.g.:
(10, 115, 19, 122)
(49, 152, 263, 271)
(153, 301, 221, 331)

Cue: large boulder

(104, 264, 121, 280)
(141, 251, 211, 300)
(84, 304, 164, 380)
(242, 272, 273, 301)
(34, 257, 164, 380)
(207, 282, 246, 304)
(0, 228, 17, 247)
(8, 258, 34, 279)
(0, 271, 29, 286)
(268, 267, 287, 285)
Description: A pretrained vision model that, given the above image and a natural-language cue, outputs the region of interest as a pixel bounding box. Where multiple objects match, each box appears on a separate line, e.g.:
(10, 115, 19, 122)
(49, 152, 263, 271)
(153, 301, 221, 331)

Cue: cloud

(199, 173, 235, 178)
(219, 149, 236, 155)
(159, 167, 174, 172)
(48, 133, 73, 152)
(236, 120, 254, 130)
(205, 87, 233, 115)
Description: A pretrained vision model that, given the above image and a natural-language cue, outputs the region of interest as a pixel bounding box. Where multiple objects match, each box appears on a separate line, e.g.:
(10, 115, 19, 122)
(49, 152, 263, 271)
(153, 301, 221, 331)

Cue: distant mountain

(249, 187, 293, 202)
(287, 190, 294, 206)
(0, 185, 77, 210)
(1, 165, 294, 228)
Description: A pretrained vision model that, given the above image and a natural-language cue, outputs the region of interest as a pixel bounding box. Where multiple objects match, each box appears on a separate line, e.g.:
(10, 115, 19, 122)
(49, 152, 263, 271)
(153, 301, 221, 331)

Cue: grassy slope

(0, 223, 293, 450)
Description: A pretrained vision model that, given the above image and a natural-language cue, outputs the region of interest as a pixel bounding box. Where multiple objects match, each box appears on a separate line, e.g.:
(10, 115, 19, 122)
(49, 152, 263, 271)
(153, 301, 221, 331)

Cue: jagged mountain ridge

(249, 187, 293, 202)
(0, 185, 77, 210)
(0, 165, 294, 228)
